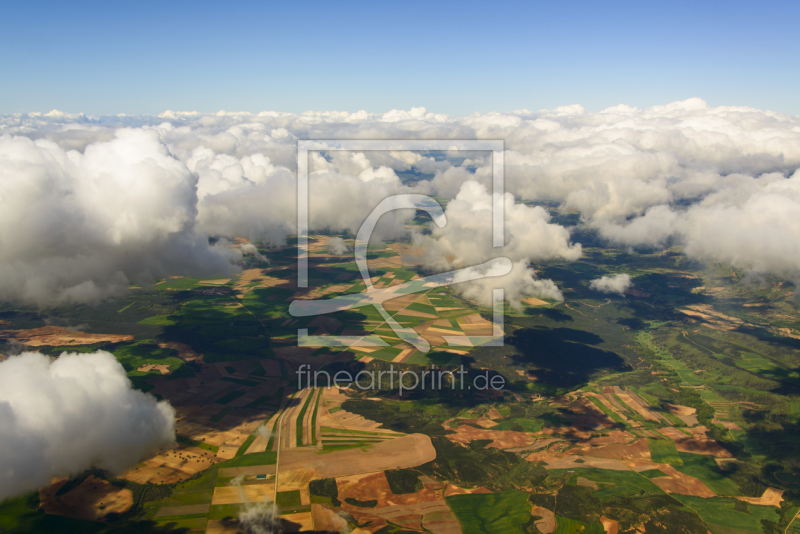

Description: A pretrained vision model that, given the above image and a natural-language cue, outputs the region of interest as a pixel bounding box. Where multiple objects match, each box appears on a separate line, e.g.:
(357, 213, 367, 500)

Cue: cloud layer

(2, 99, 800, 306)
(0, 350, 175, 502)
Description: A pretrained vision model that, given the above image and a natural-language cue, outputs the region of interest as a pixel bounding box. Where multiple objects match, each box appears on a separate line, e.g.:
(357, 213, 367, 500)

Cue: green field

(276, 490, 302, 508)
(557, 468, 664, 499)
(217, 451, 277, 468)
(672, 495, 779, 533)
(648, 439, 683, 465)
(295, 388, 316, 446)
(8, 220, 800, 534)
(554, 516, 605, 534)
(586, 396, 627, 424)
(447, 491, 532, 534)
(639, 469, 668, 479)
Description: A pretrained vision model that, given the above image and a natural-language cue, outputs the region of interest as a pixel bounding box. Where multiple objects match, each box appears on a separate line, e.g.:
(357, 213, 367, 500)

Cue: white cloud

(420, 181, 582, 270)
(3, 98, 800, 298)
(326, 237, 350, 255)
(0, 130, 239, 307)
(452, 260, 563, 310)
(589, 273, 633, 295)
(0, 350, 175, 502)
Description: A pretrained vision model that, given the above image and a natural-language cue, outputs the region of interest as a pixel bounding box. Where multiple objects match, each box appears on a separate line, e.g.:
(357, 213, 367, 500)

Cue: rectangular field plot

(446, 490, 533, 534)
(673, 466, 742, 496)
(555, 469, 664, 499)
(648, 439, 683, 465)
(672, 495, 779, 533)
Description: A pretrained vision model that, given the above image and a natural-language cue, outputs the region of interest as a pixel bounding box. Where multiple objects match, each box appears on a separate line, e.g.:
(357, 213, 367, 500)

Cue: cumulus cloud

(3, 97, 800, 299)
(326, 237, 350, 255)
(419, 181, 582, 269)
(589, 273, 633, 295)
(452, 260, 564, 310)
(413, 181, 578, 305)
(0, 350, 175, 502)
(0, 130, 239, 307)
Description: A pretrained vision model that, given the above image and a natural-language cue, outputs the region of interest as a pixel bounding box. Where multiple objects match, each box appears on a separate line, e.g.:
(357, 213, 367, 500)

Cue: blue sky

(1, 0, 798, 116)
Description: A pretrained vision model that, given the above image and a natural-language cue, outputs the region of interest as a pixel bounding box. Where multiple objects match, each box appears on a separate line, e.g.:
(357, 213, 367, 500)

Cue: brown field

(527, 452, 630, 471)
(413, 323, 448, 347)
(776, 327, 800, 340)
(443, 483, 492, 497)
(280, 511, 314, 531)
(523, 297, 550, 307)
(666, 403, 700, 426)
(137, 363, 170, 374)
(275, 468, 316, 499)
(507, 438, 563, 453)
(666, 403, 695, 416)
(0, 326, 133, 346)
(601, 516, 619, 534)
(245, 424, 273, 454)
(581, 430, 635, 446)
(40, 476, 133, 521)
(280, 434, 435, 479)
(198, 279, 231, 286)
(456, 314, 494, 336)
(685, 425, 711, 438)
(470, 417, 499, 428)
(311, 504, 349, 532)
(649, 465, 716, 497)
(566, 437, 651, 462)
(673, 438, 732, 457)
(333, 471, 460, 534)
(531, 506, 556, 533)
(275, 387, 314, 449)
(626, 460, 664, 472)
(485, 407, 502, 419)
(446, 424, 535, 449)
(734, 487, 784, 507)
(336, 471, 395, 506)
(212, 484, 275, 505)
(392, 346, 416, 362)
(318, 387, 404, 436)
(119, 442, 221, 484)
(230, 267, 294, 298)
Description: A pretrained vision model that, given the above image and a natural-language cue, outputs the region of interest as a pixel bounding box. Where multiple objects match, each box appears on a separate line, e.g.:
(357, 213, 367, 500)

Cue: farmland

(2, 222, 800, 534)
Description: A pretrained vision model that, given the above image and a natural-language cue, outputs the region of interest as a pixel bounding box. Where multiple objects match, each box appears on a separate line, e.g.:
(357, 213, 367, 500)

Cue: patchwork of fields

(3, 234, 800, 534)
